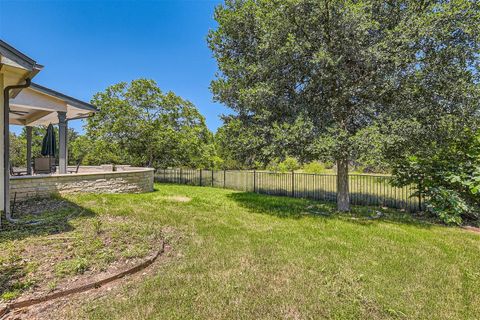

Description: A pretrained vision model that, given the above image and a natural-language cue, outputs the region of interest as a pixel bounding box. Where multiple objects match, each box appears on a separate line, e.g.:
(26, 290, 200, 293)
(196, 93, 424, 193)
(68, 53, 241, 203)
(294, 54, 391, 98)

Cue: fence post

(291, 171, 295, 197)
(164, 168, 166, 182)
(211, 169, 214, 187)
(418, 181, 422, 212)
(223, 170, 226, 188)
(253, 170, 256, 193)
(199, 169, 202, 186)
(180, 168, 183, 184)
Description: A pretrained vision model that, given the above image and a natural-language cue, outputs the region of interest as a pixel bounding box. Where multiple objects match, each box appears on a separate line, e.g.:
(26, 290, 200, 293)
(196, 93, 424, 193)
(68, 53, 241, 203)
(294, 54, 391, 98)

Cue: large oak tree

(208, 0, 479, 211)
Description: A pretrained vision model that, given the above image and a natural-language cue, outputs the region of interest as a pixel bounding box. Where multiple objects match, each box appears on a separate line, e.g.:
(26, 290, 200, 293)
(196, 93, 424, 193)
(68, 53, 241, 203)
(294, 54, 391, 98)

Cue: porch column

(58, 111, 67, 174)
(26, 126, 32, 175)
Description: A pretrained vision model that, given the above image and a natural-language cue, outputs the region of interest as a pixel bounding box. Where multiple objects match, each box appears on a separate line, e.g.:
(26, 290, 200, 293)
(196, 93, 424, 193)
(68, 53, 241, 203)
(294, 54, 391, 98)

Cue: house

(0, 40, 98, 225)
(1, 40, 154, 228)
(0, 39, 43, 225)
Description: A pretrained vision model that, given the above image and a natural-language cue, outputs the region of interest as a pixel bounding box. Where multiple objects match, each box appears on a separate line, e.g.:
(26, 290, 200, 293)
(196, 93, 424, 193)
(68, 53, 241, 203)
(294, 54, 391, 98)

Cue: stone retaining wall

(10, 168, 154, 202)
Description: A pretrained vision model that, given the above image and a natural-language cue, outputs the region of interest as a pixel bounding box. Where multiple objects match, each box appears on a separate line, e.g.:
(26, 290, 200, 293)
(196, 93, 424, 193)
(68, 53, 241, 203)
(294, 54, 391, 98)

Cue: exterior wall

(10, 168, 154, 202)
(0, 72, 4, 211)
(0, 73, 5, 211)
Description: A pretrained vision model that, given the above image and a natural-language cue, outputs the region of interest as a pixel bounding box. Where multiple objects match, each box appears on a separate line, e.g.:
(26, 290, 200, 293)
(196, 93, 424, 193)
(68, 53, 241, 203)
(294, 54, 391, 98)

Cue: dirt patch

(0, 198, 163, 307)
(162, 195, 192, 203)
(463, 226, 480, 234)
(12, 197, 75, 216)
(3, 244, 172, 320)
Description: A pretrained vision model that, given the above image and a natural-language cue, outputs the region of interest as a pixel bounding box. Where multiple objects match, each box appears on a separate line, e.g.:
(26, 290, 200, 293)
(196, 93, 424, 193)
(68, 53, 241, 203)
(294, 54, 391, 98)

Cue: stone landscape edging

(0, 241, 165, 319)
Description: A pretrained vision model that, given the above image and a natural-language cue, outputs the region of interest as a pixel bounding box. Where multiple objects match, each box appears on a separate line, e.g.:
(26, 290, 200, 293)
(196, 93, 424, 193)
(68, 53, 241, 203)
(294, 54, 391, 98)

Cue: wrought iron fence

(155, 169, 423, 212)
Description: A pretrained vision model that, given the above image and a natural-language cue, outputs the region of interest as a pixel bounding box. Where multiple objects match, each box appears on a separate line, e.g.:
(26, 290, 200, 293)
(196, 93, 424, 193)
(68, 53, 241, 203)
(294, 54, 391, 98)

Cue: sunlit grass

(58, 183, 480, 320)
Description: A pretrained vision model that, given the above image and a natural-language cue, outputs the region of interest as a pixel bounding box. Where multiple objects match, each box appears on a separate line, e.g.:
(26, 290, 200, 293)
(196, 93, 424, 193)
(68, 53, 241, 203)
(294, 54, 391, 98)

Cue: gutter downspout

(3, 78, 31, 224)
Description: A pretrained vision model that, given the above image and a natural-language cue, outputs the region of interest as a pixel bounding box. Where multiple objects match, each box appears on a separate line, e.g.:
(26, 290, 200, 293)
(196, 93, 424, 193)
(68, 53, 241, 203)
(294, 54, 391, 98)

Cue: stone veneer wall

(10, 168, 154, 202)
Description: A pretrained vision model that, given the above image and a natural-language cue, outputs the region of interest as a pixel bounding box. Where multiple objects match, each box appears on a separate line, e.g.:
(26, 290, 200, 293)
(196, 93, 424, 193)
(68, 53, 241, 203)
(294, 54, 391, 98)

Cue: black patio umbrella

(41, 124, 57, 157)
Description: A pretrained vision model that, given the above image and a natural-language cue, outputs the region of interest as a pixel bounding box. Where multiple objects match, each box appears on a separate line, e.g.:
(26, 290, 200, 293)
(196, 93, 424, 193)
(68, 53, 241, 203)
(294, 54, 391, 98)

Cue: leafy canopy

(209, 0, 479, 164)
(80, 79, 216, 168)
(209, 0, 480, 212)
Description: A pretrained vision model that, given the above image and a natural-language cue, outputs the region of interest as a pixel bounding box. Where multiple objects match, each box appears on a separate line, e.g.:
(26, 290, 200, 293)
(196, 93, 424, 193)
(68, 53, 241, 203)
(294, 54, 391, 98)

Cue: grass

(2, 184, 479, 319)
(160, 169, 420, 212)
(64, 184, 478, 319)
(0, 198, 160, 301)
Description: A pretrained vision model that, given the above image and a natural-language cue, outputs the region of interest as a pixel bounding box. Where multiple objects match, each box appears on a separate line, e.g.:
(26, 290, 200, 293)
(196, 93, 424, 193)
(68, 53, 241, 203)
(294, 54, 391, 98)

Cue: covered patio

(9, 82, 98, 175)
(1, 40, 153, 226)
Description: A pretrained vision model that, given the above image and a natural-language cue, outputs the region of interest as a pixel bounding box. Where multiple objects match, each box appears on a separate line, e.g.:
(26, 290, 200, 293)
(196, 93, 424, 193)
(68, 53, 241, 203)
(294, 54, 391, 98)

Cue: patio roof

(0, 40, 43, 96)
(9, 82, 98, 126)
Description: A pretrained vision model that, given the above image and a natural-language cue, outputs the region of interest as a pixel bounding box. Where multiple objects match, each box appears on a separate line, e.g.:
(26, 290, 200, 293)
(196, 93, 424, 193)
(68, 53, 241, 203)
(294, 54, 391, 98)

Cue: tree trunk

(336, 157, 350, 211)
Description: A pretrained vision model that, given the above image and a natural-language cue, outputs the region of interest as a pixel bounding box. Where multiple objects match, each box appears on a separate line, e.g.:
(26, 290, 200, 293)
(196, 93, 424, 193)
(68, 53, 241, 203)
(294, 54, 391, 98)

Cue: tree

(85, 79, 216, 168)
(10, 126, 80, 167)
(208, 0, 479, 211)
(9, 133, 25, 168)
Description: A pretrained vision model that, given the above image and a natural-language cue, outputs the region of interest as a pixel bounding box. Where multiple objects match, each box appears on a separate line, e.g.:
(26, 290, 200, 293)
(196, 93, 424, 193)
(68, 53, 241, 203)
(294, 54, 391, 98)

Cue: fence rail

(155, 169, 422, 212)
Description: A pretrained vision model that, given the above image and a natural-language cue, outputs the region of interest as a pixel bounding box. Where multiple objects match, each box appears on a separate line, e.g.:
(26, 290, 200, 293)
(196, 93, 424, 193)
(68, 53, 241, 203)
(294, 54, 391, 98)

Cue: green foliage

(208, 0, 480, 210)
(10, 80, 219, 170)
(267, 156, 300, 173)
(71, 136, 123, 166)
(426, 187, 470, 226)
(55, 257, 90, 276)
(302, 161, 326, 174)
(392, 126, 480, 225)
(10, 127, 80, 167)
(84, 79, 217, 168)
(351, 126, 390, 173)
(9, 133, 25, 167)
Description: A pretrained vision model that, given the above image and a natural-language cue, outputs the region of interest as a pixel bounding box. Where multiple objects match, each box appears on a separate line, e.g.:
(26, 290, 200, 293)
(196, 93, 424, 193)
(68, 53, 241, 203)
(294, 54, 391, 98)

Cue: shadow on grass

(0, 196, 96, 299)
(0, 196, 96, 243)
(227, 191, 434, 229)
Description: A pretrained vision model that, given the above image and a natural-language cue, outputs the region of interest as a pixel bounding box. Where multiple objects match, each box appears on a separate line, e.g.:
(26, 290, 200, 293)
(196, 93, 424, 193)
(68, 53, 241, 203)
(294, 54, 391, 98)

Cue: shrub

(278, 157, 300, 172)
(425, 187, 471, 225)
(267, 157, 300, 172)
(302, 161, 326, 174)
(392, 128, 480, 225)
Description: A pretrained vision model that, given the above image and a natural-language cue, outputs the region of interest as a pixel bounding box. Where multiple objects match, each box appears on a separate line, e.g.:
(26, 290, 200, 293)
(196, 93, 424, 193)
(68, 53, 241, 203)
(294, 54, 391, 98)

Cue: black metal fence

(155, 169, 423, 212)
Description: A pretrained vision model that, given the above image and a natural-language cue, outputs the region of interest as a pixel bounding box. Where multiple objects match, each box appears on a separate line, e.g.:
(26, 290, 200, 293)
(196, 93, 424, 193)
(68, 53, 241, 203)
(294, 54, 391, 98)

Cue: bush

(425, 187, 471, 225)
(279, 157, 300, 172)
(302, 161, 326, 174)
(267, 157, 300, 172)
(392, 127, 480, 225)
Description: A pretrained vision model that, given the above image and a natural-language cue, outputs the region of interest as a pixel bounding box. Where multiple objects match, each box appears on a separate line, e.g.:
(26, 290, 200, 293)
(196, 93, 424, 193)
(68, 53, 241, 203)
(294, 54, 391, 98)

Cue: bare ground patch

(157, 195, 192, 203)
(0, 197, 172, 315)
(2, 244, 172, 320)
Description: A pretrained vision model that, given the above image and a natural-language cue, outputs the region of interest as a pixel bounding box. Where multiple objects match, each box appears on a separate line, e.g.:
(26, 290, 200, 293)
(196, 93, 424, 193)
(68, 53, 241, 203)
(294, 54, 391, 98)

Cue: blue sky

(0, 0, 228, 134)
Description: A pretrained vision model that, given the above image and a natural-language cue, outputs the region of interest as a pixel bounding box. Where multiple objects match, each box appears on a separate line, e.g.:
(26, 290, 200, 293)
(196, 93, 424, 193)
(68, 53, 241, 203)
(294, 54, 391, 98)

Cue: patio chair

(34, 156, 56, 174)
(67, 158, 82, 174)
(10, 165, 27, 176)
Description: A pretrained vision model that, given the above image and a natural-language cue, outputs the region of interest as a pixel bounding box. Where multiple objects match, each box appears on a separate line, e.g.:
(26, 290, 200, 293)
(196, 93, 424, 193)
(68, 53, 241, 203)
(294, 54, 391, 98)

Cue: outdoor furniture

(10, 166, 27, 176)
(34, 157, 56, 174)
(67, 159, 82, 174)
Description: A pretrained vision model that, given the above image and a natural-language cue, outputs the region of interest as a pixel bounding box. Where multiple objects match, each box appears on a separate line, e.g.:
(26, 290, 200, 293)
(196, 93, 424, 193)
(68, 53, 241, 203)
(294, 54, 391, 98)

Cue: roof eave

(30, 82, 99, 112)
(0, 40, 40, 72)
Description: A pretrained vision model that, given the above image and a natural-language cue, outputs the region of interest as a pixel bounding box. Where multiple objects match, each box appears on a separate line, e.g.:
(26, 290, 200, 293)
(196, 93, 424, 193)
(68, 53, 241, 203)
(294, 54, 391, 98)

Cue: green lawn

(4, 184, 480, 319)
(160, 169, 420, 212)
